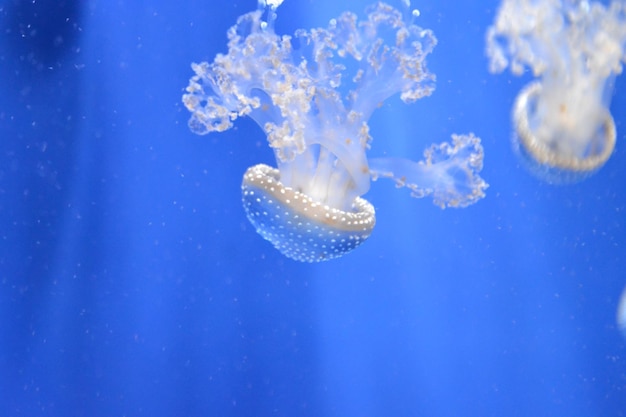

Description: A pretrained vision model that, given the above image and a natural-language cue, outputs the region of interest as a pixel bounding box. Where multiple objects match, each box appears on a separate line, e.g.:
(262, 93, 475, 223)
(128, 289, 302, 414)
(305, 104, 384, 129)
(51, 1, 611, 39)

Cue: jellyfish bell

(242, 164, 375, 262)
(512, 81, 616, 184)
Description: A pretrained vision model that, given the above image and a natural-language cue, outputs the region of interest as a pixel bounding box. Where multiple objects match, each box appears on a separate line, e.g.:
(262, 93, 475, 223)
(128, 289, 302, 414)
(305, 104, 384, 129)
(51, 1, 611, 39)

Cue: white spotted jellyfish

(487, 0, 626, 183)
(183, 1, 487, 262)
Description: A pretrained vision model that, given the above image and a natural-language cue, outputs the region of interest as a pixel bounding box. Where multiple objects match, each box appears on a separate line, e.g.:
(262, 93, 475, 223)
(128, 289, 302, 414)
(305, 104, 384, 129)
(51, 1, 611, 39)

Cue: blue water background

(1, 0, 626, 416)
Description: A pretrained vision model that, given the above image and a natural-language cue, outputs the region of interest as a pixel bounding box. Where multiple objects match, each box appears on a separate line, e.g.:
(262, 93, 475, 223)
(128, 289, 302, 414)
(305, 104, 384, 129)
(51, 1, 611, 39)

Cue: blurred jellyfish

(618, 285, 626, 338)
(183, 2, 487, 262)
(486, 0, 626, 183)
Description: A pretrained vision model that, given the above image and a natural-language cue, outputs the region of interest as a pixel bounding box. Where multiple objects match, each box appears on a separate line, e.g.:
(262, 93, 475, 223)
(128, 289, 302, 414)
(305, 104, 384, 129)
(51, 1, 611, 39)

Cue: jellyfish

(183, 1, 488, 262)
(618, 285, 626, 338)
(486, 0, 626, 183)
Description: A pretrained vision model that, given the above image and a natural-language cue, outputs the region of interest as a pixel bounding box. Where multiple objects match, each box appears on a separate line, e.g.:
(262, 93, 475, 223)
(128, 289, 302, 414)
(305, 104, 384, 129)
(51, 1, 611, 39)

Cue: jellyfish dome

(487, 0, 626, 183)
(183, 1, 488, 262)
(242, 164, 375, 262)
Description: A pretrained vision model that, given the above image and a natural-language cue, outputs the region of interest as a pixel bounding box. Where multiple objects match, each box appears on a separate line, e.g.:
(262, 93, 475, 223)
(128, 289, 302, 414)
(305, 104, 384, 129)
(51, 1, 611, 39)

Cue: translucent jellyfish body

(618, 285, 626, 338)
(183, 2, 487, 262)
(487, 0, 626, 183)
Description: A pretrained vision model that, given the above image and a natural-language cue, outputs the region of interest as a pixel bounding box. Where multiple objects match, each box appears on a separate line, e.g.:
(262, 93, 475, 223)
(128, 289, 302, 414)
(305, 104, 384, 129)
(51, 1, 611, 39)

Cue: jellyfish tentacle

(369, 133, 488, 208)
